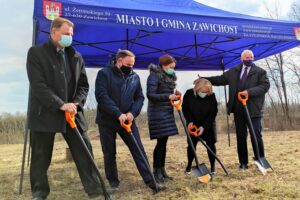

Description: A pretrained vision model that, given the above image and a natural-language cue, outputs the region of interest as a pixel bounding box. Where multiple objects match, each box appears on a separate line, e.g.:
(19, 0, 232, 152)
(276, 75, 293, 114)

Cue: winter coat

(95, 62, 144, 128)
(146, 64, 178, 139)
(182, 89, 218, 142)
(26, 39, 89, 133)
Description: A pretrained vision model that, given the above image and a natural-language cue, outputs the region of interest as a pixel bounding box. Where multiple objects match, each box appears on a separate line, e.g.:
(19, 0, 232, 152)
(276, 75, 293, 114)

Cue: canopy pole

(194, 34, 198, 59)
(19, 18, 38, 195)
(221, 58, 231, 147)
(126, 28, 129, 49)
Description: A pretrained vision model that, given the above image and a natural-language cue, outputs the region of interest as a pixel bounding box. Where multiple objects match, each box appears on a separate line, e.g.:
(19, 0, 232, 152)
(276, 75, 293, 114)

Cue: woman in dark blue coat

(147, 54, 180, 183)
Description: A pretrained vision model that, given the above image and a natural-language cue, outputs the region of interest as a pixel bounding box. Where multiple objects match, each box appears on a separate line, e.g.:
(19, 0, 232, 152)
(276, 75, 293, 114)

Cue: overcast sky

(0, 0, 296, 114)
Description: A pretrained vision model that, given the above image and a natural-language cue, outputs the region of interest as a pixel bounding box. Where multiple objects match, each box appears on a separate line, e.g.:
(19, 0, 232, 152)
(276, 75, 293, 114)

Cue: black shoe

(147, 181, 166, 193)
(32, 197, 45, 200)
(253, 156, 259, 161)
(161, 167, 173, 180)
(110, 181, 120, 188)
(88, 187, 117, 199)
(239, 164, 249, 170)
(153, 168, 165, 183)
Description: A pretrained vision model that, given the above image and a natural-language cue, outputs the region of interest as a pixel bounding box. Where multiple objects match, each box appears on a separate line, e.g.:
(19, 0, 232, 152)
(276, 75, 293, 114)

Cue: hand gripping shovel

(237, 92, 273, 175)
(188, 125, 229, 176)
(170, 96, 211, 184)
(65, 112, 112, 200)
(120, 120, 160, 194)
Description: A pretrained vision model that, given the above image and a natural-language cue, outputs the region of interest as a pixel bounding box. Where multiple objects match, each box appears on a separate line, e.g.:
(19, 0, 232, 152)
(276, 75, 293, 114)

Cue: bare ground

(0, 130, 299, 200)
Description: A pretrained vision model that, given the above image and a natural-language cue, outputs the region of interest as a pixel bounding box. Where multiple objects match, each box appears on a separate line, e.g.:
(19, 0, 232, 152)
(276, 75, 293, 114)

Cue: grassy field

(0, 130, 299, 200)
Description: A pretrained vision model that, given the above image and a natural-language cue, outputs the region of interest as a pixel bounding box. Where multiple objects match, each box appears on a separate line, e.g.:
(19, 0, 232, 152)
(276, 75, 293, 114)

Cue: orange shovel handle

(170, 95, 182, 111)
(188, 124, 200, 137)
(120, 120, 132, 133)
(237, 92, 248, 106)
(65, 112, 76, 128)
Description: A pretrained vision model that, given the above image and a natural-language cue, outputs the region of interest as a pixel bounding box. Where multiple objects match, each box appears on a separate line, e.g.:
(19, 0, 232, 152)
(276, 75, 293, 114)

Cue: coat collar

(108, 61, 135, 78)
(46, 39, 77, 57)
(233, 63, 258, 76)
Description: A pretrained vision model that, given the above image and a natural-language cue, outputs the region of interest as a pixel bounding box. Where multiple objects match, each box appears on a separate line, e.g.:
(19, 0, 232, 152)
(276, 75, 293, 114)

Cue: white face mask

(198, 92, 207, 98)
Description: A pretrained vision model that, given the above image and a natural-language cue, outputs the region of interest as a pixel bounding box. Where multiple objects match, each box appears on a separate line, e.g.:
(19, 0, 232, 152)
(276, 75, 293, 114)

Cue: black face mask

(120, 65, 132, 75)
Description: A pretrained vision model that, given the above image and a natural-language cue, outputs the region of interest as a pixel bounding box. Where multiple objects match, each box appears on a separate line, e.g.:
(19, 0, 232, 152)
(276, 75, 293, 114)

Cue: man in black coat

(95, 50, 165, 193)
(26, 17, 105, 199)
(204, 49, 270, 170)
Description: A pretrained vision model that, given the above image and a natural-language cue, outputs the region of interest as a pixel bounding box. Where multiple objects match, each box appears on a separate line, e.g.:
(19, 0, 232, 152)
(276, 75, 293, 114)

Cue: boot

(161, 167, 173, 180)
(210, 165, 216, 175)
(153, 168, 165, 183)
(185, 164, 192, 175)
(147, 181, 166, 193)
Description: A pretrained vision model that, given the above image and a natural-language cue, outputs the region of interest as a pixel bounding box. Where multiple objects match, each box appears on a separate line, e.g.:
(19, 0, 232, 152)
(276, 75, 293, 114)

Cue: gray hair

(241, 49, 254, 58)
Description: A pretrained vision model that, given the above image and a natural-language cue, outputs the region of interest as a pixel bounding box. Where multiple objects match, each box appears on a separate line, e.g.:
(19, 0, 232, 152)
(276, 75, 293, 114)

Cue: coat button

(61, 89, 64, 92)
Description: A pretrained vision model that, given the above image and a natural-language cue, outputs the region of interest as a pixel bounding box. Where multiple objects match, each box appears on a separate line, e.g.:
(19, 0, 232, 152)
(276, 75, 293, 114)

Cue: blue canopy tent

(32, 0, 300, 70)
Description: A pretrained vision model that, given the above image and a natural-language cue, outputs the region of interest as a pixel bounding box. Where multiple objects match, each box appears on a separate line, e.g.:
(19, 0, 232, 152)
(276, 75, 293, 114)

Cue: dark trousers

(186, 136, 216, 171)
(153, 136, 169, 168)
(98, 123, 152, 186)
(30, 126, 102, 199)
(234, 106, 265, 165)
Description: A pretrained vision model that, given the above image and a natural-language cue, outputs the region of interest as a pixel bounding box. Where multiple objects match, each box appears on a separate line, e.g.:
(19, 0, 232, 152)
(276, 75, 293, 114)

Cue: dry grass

(0, 130, 299, 200)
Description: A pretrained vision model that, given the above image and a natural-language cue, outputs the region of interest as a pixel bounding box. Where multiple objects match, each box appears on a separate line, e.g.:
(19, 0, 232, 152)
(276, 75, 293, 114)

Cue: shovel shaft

(72, 127, 112, 200)
(242, 105, 262, 159)
(129, 133, 159, 193)
(177, 110, 201, 166)
(19, 123, 29, 194)
(197, 137, 229, 175)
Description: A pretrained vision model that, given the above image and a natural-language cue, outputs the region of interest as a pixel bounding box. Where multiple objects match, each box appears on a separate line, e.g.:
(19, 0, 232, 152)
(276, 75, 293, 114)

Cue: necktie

(239, 66, 248, 91)
(240, 66, 248, 82)
(58, 50, 70, 82)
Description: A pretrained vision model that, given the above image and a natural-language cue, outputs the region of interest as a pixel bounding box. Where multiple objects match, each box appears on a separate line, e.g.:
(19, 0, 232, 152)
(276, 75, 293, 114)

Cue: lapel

(233, 64, 243, 80)
(45, 40, 68, 85)
(247, 64, 258, 77)
(66, 46, 79, 84)
(45, 39, 62, 68)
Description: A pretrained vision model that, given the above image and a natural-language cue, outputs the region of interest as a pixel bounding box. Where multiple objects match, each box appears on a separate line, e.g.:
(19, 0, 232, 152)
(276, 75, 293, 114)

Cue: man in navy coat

(95, 49, 165, 192)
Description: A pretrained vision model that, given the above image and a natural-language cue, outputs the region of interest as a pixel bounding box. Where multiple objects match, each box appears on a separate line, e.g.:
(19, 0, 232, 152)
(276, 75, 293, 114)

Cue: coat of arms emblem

(43, 1, 62, 20)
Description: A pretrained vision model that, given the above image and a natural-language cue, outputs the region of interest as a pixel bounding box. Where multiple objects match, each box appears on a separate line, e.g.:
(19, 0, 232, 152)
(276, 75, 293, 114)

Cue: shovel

(170, 96, 211, 184)
(120, 120, 160, 194)
(188, 125, 229, 176)
(65, 112, 112, 200)
(237, 92, 273, 175)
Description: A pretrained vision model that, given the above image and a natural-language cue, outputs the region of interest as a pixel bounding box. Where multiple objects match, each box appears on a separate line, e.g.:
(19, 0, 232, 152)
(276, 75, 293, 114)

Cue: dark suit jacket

(26, 39, 89, 133)
(206, 63, 270, 117)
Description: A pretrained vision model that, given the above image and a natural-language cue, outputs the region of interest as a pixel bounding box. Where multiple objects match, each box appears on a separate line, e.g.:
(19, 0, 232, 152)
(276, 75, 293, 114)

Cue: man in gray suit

(26, 17, 107, 199)
(204, 50, 270, 170)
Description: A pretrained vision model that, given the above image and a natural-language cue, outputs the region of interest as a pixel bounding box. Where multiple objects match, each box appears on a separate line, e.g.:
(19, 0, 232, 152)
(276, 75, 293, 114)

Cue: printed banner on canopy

(36, 1, 298, 41)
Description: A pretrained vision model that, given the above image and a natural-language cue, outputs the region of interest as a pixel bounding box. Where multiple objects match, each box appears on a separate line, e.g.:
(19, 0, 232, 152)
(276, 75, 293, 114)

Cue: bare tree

(261, 0, 297, 126)
(289, 0, 300, 21)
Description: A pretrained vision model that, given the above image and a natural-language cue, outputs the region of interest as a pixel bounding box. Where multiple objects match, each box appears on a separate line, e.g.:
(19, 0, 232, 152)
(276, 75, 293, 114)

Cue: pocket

(38, 105, 42, 116)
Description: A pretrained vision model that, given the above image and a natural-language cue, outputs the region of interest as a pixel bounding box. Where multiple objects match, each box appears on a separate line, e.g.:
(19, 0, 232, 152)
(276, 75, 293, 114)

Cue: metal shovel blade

(255, 158, 273, 175)
(192, 163, 211, 184)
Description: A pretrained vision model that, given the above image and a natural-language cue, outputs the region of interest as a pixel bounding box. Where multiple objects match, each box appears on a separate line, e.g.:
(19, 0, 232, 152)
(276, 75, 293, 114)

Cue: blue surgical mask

(242, 60, 253, 67)
(198, 92, 207, 98)
(58, 35, 72, 47)
(165, 68, 174, 75)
